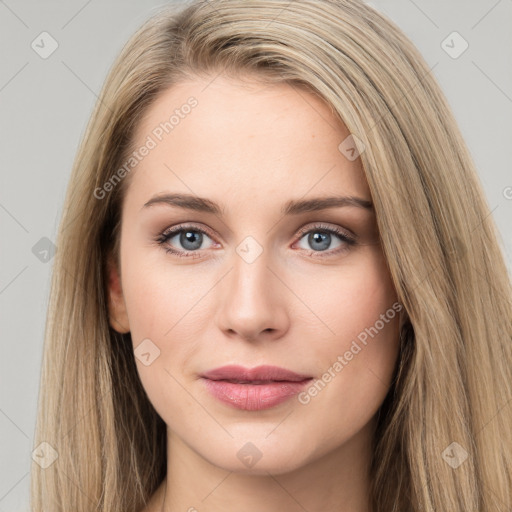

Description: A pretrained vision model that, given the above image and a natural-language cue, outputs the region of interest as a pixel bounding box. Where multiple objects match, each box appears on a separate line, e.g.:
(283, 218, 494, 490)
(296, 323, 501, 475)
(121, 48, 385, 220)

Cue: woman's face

(108, 75, 401, 474)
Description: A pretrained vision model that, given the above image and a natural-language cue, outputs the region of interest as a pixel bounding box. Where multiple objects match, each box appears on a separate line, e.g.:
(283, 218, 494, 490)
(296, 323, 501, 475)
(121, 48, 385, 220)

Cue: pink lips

(200, 365, 313, 411)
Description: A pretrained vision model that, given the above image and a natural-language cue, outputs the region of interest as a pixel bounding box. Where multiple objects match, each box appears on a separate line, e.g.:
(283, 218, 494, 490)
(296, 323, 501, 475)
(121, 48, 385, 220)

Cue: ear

(106, 253, 130, 333)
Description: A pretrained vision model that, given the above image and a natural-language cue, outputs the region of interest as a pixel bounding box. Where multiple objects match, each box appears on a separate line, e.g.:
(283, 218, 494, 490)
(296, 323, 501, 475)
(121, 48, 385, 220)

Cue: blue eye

(297, 229, 350, 252)
(156, 225, 214, 258)
(294, 224, 356, 257)
(169, 229, 207, 251)
(155, 223, 356, 259)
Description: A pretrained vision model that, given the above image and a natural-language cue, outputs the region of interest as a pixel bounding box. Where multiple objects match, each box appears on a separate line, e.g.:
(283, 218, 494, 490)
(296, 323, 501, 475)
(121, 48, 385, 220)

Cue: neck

(156, 419, 375, 512)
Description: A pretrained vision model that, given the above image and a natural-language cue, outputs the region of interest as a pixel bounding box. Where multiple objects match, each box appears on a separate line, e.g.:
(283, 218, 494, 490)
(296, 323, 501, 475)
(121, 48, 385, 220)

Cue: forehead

(124, 75, 369, 211)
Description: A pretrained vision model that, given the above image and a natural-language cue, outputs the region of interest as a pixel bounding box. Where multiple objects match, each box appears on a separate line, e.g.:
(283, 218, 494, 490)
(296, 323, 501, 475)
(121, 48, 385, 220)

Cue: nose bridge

(214, 235, 288, 340)
(230, 237, 274, 307)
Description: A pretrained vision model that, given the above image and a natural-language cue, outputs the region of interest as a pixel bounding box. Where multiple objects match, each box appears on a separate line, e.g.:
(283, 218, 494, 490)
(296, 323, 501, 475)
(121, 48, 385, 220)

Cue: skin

(107, 74, 402, 512)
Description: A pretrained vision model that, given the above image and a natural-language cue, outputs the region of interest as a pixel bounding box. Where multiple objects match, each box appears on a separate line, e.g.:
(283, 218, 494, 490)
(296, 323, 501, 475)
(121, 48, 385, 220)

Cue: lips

(201, 364, 311, 382)
(200, 365, 313, 411)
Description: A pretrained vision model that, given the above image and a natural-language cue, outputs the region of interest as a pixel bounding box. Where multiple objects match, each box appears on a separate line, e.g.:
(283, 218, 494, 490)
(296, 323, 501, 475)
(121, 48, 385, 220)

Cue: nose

(214, 246, 290, 343)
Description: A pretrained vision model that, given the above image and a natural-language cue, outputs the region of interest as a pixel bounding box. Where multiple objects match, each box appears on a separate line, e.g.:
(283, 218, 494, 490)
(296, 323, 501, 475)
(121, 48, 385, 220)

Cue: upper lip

(201, 365, 312, 382)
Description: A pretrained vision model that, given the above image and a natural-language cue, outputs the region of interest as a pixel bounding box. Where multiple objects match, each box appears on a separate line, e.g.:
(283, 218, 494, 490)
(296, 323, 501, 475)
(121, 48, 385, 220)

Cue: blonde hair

(31, 0, 512, 511)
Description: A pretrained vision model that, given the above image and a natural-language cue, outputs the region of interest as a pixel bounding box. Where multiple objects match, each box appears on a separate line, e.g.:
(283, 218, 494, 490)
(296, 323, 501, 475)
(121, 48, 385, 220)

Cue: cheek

(120, 249, 215, 395)
(296, 249, 400, 417)
(121, 246, 210, 341)
(336, 253, 400, 378)
(122, 259, 209, 425)
(306, 248, 399, 350)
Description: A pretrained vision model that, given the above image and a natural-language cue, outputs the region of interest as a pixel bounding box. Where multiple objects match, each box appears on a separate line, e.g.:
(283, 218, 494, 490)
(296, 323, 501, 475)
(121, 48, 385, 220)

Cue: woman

(30, 0, 512, 511)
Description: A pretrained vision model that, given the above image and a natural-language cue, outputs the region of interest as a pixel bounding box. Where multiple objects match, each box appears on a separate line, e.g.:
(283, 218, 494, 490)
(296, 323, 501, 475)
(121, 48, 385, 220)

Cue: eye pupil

(181, 230, 202, 250)
(309, 231, 331, 251)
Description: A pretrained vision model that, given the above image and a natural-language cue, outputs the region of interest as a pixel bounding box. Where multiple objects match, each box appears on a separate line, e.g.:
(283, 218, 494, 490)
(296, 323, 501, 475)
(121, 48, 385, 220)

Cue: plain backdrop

(1, 0, 511, 510)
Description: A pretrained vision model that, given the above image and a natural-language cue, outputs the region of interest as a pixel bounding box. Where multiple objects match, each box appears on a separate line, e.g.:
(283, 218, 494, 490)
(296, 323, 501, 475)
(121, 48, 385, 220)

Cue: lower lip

(202, 378, 312, 411)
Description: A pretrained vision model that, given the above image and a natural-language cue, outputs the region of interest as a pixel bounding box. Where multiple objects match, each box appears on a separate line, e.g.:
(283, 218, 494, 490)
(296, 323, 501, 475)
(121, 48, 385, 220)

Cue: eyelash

(154, 223, 357, 259)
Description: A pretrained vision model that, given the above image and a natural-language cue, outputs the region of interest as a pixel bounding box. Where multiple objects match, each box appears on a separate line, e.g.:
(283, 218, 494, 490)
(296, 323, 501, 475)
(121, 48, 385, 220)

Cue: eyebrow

(142, 193, 373, 215)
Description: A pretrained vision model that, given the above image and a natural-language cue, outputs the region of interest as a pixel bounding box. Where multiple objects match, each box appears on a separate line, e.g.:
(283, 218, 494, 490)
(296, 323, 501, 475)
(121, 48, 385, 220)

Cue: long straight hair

(30, 1, 512, 510)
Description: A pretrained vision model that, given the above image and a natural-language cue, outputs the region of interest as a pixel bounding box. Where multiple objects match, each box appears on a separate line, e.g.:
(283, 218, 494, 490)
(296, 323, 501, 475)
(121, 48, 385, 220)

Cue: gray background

(1, 1, 511, 510)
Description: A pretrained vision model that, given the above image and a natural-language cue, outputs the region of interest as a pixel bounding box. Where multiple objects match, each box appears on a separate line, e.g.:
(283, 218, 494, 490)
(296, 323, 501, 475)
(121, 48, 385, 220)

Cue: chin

(198, 434, 315, 475)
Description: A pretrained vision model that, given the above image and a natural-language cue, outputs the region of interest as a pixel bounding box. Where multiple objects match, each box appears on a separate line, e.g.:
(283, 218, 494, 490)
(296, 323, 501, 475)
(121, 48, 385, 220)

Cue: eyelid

(156, 221, 357, 258)
(160, 222, 218, 242)
(294, 221, 355, 240)
(159, 222, 354, 244)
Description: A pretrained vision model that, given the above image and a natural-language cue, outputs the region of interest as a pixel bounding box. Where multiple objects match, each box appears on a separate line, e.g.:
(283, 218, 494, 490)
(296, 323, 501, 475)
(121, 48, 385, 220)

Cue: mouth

(215, 379, 303, 384)
(200, 364, 312, 382)
(200, 365, 314, 411)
